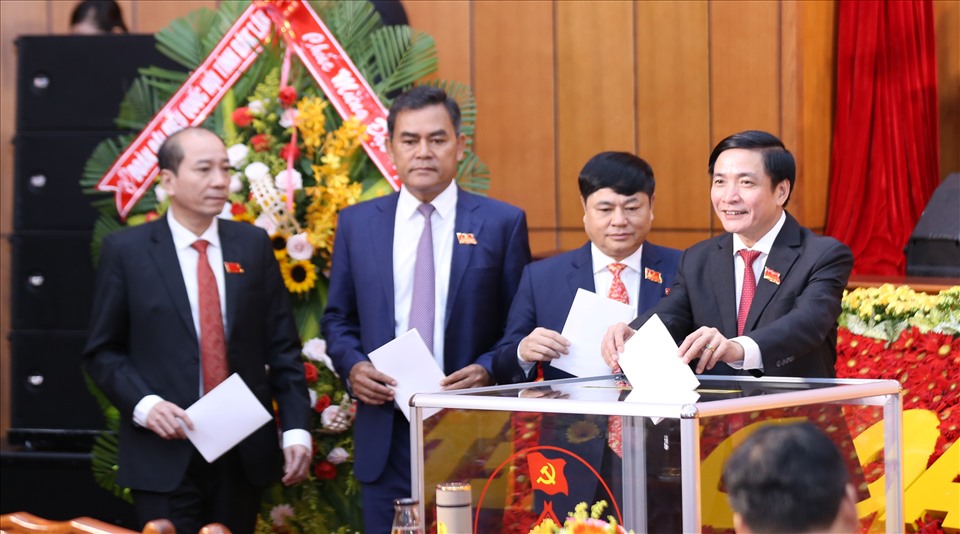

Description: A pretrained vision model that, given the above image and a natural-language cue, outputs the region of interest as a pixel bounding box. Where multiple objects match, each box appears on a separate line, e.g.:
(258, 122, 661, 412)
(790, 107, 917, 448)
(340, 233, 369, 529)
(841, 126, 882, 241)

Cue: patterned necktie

(607, 263, 629, 304)
(606, 262, 629, 457)
(409, 204, 437, 354)
(193, 240, 228, 394)
(737, 250, 762, 336)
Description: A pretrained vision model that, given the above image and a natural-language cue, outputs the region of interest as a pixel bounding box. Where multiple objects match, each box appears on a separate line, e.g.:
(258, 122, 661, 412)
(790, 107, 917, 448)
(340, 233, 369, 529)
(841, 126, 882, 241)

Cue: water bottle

(391, 497, 424, 534)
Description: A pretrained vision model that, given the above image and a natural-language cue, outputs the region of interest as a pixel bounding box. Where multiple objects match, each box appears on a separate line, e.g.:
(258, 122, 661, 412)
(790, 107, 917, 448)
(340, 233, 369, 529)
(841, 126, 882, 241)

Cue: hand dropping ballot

(367, 329, 446, 421)
(552, 288, 636, 378)
(618, 314, 700, 395)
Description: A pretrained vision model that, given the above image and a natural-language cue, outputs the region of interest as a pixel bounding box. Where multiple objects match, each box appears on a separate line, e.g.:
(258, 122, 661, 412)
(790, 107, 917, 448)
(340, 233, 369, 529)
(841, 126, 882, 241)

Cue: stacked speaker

(4, 35, 177, 524)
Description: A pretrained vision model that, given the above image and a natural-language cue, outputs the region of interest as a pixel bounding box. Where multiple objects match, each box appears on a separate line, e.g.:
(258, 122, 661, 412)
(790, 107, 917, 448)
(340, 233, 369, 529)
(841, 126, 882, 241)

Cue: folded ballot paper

(180, 373, 273, 463)
(553, 288, 636, 378)
(618, 314, 700, 418)
(367, 329, 446, 421)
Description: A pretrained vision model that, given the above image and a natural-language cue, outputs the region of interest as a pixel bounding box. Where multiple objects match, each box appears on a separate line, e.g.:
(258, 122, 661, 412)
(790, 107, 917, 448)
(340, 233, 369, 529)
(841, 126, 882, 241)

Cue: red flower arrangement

(251, 133, 270, 152)
(313, 393, 331, 414)
(302, 362, 318, 384)
(232, 106, 253, 127)
(313, 460, 337, 480)
(278, 85, 298, 107)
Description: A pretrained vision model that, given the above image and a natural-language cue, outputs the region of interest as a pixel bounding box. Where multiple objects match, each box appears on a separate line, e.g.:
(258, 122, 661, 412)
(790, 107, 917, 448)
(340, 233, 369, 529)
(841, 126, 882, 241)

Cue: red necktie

(607, 263, 629, 457)
(737, 250, 762, 336)
(193, 240, 228, 394)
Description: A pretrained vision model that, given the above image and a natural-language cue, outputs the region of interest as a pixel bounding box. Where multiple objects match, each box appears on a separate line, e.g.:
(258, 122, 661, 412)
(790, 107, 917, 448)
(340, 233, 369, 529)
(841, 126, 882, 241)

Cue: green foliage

(83, 373, 132, 504)
(369, 26, 438, 96)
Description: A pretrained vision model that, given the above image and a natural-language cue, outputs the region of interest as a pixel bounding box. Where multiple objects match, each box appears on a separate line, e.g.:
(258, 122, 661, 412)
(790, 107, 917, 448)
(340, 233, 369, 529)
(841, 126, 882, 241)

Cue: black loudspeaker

(16, 35, 181, 132)
(0, 450, 137, 527)
(10, 232, 95, 330)
(13, 132, 114, 231)
(906, 173, 960, 277)
(9, 331, 104, 433)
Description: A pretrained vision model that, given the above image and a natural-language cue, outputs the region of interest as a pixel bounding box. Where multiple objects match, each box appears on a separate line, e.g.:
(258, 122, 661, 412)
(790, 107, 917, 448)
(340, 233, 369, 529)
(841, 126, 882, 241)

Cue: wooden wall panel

(0, 0, 50, 439)
(708, 1, 782, 141)
(473, 1, 556, 255)
(636, 1, 712, 250)
(934, 0, 960, 179)
(133, 0, 218, 34)
(404, 1, 472, 86)
(555, 1, 636, 251)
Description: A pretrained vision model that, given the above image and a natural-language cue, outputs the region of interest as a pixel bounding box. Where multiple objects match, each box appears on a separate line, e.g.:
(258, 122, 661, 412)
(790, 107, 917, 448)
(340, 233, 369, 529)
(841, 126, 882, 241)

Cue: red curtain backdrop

(826, 0, 941, 276)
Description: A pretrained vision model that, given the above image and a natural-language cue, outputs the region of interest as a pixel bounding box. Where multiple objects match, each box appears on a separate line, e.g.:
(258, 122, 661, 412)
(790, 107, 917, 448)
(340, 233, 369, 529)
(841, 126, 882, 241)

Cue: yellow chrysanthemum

(281, 259, 317, 294)
(296, 96, 329, 157)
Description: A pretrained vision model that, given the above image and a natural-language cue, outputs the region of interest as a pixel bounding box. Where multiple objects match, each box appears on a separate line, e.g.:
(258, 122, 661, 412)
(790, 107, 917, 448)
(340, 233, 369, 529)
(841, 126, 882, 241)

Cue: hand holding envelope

(551, 288, 636, 378)
(618, 314, 700, 393)
(179, 373, 273, 463)
(367, 329, 446, 421)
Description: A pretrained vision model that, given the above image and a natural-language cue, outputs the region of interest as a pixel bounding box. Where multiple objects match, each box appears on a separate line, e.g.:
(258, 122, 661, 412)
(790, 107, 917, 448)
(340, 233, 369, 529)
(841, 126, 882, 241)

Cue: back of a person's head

(70, 0, 128, 34)
(577, 151, 655, 200)
(722, 422, 850, 534)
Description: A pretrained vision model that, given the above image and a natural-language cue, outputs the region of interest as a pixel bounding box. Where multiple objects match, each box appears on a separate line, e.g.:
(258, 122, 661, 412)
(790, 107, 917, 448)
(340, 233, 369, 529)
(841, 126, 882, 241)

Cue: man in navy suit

(493, 151, 680, 383)
(83, 128, 311, 534)
(321, 86, 531, 532)
(602, 130, 854, 378)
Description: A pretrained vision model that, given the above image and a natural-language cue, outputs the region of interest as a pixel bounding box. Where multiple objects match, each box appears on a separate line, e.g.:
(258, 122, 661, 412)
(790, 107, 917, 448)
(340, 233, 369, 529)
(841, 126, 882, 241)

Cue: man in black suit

(602, 130, 853, 378)
(83, 127, 311, 534)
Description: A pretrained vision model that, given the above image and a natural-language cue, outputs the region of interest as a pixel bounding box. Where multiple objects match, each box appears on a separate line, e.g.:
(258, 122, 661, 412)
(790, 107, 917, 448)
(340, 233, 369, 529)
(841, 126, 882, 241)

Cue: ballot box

(410, 375, 902, 533)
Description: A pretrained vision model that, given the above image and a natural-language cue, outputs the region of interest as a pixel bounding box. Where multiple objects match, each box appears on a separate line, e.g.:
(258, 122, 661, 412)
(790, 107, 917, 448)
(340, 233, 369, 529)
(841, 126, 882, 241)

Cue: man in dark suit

(493, 151, 680, 384)
(321, 86, 531, 532)
(83, 128, 311, 534)
(602, 130, 854, 378)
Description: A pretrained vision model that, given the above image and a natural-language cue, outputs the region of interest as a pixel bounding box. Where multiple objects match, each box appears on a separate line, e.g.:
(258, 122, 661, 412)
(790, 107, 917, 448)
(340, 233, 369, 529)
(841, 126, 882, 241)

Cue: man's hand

(600, 322, 635, 369)
(519, 328, 570, 363)
(518, 386, 569, 400)
(348, 361, 396, 405)
(440, 364, 493, 390)
(281, 444, 311, 486)
(145, 401, 192, 440)
(678, 326, 745, 374)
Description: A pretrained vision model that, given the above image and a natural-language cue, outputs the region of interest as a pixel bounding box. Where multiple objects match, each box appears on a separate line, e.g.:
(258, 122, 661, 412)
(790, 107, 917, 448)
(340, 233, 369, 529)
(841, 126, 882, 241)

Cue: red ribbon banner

(96, 0, 399, 219)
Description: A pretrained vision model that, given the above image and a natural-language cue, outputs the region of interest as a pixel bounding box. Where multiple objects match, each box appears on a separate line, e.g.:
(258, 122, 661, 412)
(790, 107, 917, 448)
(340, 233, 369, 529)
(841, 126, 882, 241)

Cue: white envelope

(181, 373, 273, 463)
(367, 329, 446, 421)
(618, 314, 700, 393)
(553, 288, 636, 378)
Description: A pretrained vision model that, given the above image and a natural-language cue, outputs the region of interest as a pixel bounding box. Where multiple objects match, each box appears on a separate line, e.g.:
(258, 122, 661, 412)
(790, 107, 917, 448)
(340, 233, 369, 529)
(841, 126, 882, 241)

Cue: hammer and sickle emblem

(536, 462, 557, 485)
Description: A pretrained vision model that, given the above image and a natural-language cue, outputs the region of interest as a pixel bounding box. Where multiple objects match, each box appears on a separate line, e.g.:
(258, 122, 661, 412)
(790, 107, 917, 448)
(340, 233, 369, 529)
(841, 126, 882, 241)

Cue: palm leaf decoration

(83, 373, 131, 503)
(369, 26, 438, 96)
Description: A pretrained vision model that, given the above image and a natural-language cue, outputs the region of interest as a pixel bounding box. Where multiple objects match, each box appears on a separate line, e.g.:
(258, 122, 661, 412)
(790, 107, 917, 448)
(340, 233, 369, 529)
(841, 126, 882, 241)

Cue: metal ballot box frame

(410, 375, 902, 533)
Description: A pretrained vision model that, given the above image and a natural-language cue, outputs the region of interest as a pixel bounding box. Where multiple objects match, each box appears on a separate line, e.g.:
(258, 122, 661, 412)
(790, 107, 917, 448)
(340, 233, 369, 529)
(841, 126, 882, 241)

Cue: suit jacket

(630, 212, 853, 378)
(492, 242, 681, 384)
(82, 218, 310, 492)
(320, 188, 531, 482)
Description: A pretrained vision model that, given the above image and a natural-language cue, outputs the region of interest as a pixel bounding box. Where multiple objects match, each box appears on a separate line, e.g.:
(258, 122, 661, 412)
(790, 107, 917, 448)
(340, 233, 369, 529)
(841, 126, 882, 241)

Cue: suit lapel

(446, 191, 482, 326)
(639, 244, 663, 313)
(219, 222, 242, 341)
(711, 235, 738, 337)
(373, 196, 398, 316)
(567, 242, 596, 295)
(148, 221, 197, 342)
(745, 213, 801, 331)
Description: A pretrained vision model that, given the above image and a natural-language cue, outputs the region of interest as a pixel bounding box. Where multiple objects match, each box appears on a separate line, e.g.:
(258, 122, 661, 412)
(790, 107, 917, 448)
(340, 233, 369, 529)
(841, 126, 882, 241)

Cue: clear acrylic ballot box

(410, 375, 902, 533)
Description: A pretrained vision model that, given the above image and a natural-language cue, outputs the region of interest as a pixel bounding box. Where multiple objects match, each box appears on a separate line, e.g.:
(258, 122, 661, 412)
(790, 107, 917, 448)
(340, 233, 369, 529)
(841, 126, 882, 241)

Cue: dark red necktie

(193, 240, 228, 393)
(737, 250, 762, 336)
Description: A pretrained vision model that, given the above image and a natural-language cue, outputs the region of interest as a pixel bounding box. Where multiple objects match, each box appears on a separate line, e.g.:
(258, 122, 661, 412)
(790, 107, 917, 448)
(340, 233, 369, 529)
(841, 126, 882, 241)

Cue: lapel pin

(224, 262, 245, 274)
(644, 267, 662, 284)
(456, 232, 477, 245)
(664, 287, 671, 296)
(763, 266, 781, 285)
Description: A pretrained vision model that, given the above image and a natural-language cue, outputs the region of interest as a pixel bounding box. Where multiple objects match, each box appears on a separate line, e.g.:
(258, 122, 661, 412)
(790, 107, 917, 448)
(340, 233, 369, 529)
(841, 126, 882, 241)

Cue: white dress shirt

(134, 212, 309, 451)
(727, 210, 787, 372)
(393, 181, 457, 369)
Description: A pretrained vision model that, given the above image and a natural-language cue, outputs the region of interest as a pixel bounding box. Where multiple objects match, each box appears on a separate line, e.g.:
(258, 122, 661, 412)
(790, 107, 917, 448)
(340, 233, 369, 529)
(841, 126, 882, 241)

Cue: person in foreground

(83, 127, 311, 534)
(602, 130, 854, 378)
(321, 86, 531, 532)
(493, 151, 680, 383)
(723, 422, 859, 533)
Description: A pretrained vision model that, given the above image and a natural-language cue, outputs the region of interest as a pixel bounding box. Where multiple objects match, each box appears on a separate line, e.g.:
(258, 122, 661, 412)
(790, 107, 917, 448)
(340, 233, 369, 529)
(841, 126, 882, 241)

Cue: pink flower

(286, 232, 314, 261)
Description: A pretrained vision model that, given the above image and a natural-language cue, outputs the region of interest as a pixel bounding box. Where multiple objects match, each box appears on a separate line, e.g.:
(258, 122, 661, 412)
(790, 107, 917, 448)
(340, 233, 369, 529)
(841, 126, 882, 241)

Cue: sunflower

(281, 259, 317, 294)
(270, 232, 289, 260)
(566, 420, 600, 444)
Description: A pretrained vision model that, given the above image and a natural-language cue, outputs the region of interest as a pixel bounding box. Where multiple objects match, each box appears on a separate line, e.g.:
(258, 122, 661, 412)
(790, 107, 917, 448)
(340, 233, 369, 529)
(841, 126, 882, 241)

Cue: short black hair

(70, 0, 128, 33)
(708, 130, 795, 206)
(722, 422, 849, 534)
(578, 152, 655, 200)
(387, 85, 461, 136)
(157, 127, 207, 174)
